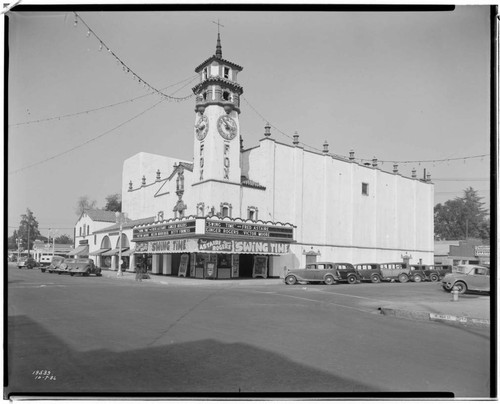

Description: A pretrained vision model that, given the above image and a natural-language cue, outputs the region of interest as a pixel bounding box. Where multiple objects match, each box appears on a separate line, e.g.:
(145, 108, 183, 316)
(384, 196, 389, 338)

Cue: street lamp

(115, 212, 127, 277)
(16, 238, 21, 262)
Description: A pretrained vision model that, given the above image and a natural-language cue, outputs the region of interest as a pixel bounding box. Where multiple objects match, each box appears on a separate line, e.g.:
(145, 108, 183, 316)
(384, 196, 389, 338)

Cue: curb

(379, 307, 490, 329)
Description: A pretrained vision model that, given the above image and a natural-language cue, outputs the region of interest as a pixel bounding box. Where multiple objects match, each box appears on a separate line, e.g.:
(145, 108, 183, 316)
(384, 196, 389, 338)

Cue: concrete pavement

(102, 269, 491, 328)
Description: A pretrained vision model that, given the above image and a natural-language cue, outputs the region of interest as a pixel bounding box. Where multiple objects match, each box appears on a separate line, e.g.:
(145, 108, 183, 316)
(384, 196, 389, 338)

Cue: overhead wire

(73, 12, 194, 102)
(8, 97, 166, 175)
(9, 74, 198, 127)
(242, 95, 490, 166)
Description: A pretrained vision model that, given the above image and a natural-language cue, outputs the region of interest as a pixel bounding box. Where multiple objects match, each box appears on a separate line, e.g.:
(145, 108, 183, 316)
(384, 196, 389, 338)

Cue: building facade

(82, 34, 434, 279)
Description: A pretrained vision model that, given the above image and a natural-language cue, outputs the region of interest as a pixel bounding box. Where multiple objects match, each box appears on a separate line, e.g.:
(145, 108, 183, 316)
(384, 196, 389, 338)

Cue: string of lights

(9, 74, 198, 127)
(8, 98, 166, 175)
(73, 12, 195, 102)
(242, 95, 490, 166)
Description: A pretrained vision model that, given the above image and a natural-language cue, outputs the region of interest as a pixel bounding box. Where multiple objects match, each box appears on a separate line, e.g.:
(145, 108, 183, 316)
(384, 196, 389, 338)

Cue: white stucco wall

(241, 137, 434, 265)
(122, 152, 192, 220)
(74, 213, 115, 249)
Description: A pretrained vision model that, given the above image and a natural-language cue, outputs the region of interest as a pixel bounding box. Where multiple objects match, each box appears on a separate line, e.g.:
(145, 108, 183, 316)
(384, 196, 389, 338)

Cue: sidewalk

(378, 295, 490, 329)
(101, 270, 491, 328)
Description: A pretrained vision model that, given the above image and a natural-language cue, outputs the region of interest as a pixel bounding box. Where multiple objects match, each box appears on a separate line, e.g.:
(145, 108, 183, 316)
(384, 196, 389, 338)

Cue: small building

(71, 209, 119, 257)
(434, 239, 490, 267)
(32, 240, 73, 262)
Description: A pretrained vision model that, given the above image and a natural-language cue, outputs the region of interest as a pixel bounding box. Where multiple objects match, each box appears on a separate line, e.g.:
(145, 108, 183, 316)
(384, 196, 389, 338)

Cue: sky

(6, 5, 492, 240)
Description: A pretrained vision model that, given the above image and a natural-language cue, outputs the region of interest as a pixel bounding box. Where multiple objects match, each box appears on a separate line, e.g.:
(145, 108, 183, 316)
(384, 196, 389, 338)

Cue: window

(222, 91, 231, 101)
(79, 227, 82, 236)
(220, 203, 232, 218)
(87, 225, 90, 235)
(203, 67, 208, 80)
(362, 182, 369, 196)
(247, 206, 258, 220)
(224, 67, 230, 79)
(203, 91, 207, 101)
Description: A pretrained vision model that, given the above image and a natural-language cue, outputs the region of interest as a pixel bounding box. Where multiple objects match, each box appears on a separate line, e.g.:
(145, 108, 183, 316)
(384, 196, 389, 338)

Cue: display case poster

(178, 254, 189, 277)
(206, 263, 215, 277)
(232, 255, 239, 278)
(190, 253, 196, 277)
(252, 255, 268, 278)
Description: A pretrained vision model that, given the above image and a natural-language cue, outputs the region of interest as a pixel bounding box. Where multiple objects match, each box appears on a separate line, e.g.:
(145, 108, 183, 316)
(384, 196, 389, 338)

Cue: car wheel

(430, 273, 439, 282)
(398, 273, 409, 283)
(347, 274, 357, 284)
(285, 275, 297, 285)
(17, 266, 21, 269)
(454, 281, 467, 294)
(413, 274, 422, 283)
(324, 275, 335, 285)
(370, 274, 381, 283)
(70, 273, 74, 276)
(41, 268, 46, 273)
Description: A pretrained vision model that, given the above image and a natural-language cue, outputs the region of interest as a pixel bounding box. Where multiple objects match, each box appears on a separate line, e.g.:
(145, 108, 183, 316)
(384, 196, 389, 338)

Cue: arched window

(220, 203, 232, 218)
(222, 91, 231, 101)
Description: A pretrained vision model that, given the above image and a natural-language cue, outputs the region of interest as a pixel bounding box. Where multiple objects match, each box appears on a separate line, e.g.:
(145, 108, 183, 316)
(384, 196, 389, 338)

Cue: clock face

(217, 115, 238, 140)
(194, 115, 209, 141)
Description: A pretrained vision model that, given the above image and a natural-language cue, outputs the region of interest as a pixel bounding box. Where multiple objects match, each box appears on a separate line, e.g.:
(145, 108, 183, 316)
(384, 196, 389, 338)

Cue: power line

(242, 95, 490, 165)
(8, 98, 166, 175)
(73, 12, 194, 102)
(9, 75, 198, 127)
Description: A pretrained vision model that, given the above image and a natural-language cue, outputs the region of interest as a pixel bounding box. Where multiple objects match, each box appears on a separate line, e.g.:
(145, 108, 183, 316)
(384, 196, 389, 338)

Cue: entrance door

(239, 254, 253, 278)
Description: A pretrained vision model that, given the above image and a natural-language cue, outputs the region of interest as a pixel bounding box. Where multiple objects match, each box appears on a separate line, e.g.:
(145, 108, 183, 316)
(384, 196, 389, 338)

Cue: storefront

(132, 216, 295, 279)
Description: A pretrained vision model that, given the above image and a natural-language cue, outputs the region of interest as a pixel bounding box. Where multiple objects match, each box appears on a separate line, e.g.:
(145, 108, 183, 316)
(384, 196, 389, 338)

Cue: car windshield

(455, 266, 470, 274)
(74, 259, 90, 264)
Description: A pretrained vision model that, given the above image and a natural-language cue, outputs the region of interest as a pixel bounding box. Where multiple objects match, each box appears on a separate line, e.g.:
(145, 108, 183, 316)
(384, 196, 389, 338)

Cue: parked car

(419, 265, 452, 282)
(284, 262, 359, 285)
(334, 263, 361, 284)
(441, 265, 490, 294)
(355, 263, 384, 283)
(18, 257, 38, 269)
(41, 255, 65, 273)
(66, 258, 102, 277)
(408, 265, 430, 282)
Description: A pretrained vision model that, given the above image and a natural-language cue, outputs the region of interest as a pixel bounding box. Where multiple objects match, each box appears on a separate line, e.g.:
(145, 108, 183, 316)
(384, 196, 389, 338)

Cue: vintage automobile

(41, 255, 65, 273)
(18, 257, 38, 269)
(284, 262, 359, 285)
(441, 265, 490, 294)
(408, 265, 430, 282)
(66, 258, 102, 277)
(355, 262, 410, 283)
(354, 263, 383, 283)
(418, 264, 452, 282)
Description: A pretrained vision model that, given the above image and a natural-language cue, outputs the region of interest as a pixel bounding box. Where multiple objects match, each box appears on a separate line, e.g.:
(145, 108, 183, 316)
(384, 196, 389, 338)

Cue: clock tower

(192, 33, 243, 186)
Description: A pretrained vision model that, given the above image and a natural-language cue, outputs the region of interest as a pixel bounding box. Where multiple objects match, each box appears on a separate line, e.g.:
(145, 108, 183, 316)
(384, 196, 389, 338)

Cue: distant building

(434, 239, 490, 266)
(32, 240, 73, 261)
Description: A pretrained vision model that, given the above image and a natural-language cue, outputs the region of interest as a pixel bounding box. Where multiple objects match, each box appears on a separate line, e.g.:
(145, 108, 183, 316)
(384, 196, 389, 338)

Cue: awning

(121, 249, 135, 257)
(89, 248, 111, 256)
(101, 247, 129, 256)
(67, 245, 89, 256)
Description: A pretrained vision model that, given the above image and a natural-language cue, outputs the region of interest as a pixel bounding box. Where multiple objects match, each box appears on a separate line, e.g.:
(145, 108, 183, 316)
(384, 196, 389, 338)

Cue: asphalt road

(6, 263, 491, 398)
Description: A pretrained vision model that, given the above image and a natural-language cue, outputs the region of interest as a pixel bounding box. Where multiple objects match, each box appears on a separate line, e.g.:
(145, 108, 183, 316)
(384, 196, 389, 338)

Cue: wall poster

(232, 254, 240, 278)
(252, 255, 268, 278)
(178, 253, 189, 277)
(190, 253, 196, 277)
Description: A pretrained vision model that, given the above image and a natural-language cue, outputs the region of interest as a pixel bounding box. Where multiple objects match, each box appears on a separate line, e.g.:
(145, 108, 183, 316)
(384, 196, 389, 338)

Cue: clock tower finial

(213, 20, 224, 58)
(215, 32, 222, 58)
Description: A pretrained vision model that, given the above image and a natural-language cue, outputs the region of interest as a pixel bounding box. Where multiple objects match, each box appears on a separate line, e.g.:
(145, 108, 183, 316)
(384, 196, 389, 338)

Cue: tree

(75, 195, 97, 216)
(434, 187, 490, 241)
(55, 234, 73, 244)
(103, 193, 122, 212)
(7, 230, 19, 250)
(16, 208, 42, 252)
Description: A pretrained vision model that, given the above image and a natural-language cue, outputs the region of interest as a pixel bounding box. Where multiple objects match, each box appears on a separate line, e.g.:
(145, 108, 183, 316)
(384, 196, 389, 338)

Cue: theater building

(84, 34, 434, 279)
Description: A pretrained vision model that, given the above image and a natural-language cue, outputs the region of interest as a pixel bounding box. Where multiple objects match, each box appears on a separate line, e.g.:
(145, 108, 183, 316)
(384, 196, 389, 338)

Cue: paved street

(7, 263, 491, 398)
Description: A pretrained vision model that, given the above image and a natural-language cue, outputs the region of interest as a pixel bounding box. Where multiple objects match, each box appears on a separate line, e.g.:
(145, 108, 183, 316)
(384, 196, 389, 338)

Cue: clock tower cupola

(192, 32, 243, 185)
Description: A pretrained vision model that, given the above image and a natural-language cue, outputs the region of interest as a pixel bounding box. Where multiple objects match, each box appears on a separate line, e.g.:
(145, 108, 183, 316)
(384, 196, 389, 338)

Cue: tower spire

(215, 32, 222, 58)
(212, 19, 224, 59)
